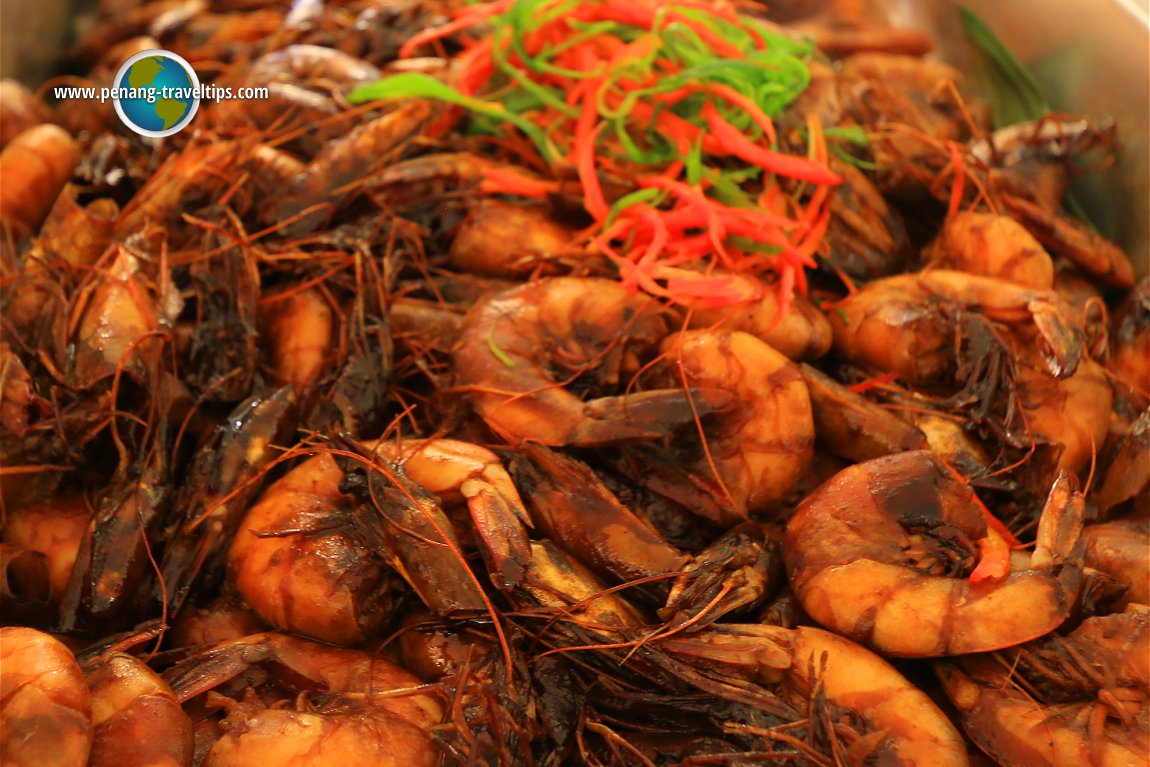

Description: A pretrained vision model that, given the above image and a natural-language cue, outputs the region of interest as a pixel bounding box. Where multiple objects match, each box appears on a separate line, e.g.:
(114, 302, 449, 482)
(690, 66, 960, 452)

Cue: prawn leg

(916, 269, 1083, 377)
(936, 608, 1149, 767)
(659, 522, 782, 631)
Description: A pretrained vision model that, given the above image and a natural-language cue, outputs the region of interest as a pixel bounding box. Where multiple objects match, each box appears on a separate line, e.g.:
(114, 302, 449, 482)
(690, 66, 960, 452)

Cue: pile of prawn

(2, 0, 1148, 765)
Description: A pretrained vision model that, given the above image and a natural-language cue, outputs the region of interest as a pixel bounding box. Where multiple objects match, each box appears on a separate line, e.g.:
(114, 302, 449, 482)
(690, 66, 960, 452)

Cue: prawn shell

(0, 124, 80, 242)
(87, 653, 193, 767)
(936, 610, 1149, 767)
(205, 707, 438, 767)
(227, 454, 393, 645)
(0, 626, 92, 767)
(827, 275, 954, 384)
(788, 627, 969, 766)
(659, 329, 815, 514)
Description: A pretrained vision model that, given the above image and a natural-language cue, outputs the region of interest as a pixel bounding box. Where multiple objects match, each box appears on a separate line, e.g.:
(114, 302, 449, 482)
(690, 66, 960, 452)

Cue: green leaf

(960, 7, 1099, 231)
(348, 72, 557, 163)
(958, 6, 1048, 128)
(487, 325, 516, 368)
(823, 125, 869, 146)
(603, 187, 663, 229)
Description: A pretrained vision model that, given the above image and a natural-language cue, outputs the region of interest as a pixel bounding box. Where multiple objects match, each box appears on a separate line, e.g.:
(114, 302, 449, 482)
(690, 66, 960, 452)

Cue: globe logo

(111, 50, 200, 137)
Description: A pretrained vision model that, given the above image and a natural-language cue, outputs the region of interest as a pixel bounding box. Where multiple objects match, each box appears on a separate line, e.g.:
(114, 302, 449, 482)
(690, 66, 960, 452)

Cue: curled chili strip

(351, 0, 843, 313)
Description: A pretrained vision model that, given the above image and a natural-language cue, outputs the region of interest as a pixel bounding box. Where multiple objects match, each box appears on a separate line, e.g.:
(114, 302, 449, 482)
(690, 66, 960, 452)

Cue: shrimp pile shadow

(2, 1, 1148, 766)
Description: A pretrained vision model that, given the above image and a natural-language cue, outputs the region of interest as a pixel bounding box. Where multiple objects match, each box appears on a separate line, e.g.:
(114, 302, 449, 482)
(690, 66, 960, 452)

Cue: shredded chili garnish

(351, 0, 842, 310)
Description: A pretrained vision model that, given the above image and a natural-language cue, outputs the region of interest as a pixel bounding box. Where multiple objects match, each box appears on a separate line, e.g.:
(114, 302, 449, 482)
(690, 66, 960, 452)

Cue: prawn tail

(575, 387, 735, 445)
(459, 478, 532, 591)
(164, 635, 273, 704)
(1027, 298, 1083, 379)
(1031, 471, 1087, 572)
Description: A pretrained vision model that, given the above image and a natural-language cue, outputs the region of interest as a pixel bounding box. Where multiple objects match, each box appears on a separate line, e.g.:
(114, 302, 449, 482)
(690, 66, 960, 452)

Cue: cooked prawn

(685, 274, 834, 361)
(82, 646, 193, 767)
(269, 100, 436, 233)
(784, 449, 1086, 657)
(511, 444, 689, 587)
(111, 141, 241, 241)
(449, 200, 580, 279)
(209, 44, 381, 152)
(925, 210, 1054, 289)
(1082, 514, 1150, 607)
(69, 248, 159, 389)
(226, 452, 399, 645)
(1, 493, 91, 601)
(453, 277, 730, 446)
(936, 607, 1149, 767)
(829, 269, 1083, 385)
(0, 626, 92, 767)
(362, 437, 532, 591)
(258, 286, 335, 389)
(653, 328, 814, 518)
(163, 632, 443, 767)
(656, 623, 970, 766)
(0, 124, 80, 242)
(1013, 342, 1112, 475)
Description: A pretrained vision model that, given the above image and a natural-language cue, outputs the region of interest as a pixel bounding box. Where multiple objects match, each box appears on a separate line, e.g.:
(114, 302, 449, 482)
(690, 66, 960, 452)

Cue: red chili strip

(847, 371, 898, 393)
(703, 83, 778, 147)
(576, 122, 609, 221)
(480, 166, 561, 197)
(703, 102, 842, 186)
